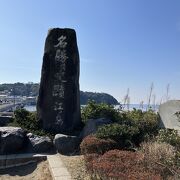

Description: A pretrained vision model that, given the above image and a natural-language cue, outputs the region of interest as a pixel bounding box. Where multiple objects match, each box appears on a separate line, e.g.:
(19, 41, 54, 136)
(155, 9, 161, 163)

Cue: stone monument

(159, 100, 180, 132)
(37, 28, 81, 134)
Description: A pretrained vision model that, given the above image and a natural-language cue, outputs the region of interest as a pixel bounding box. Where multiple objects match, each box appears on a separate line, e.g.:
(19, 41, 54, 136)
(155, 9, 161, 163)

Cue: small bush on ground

(84, 148, 180, 179)
(141, 141, 176, 165)
(140, 141, 180, 179)
(14, 108, 41, 130)
(156, 129, 180, 169)
(12, 108, 51, 137)
(80, 135, 118, 154)
(84, 150, 161, 180)
(175, 151, 180, 167)
(81, 100, 120, 123)
(123, 108, 144, 122)
(82, 101, 160, 147)
(94, 109, 159, 148)
(122, 109, 160, 144)
(136, 109, 159, 134)
(156, 129, 180, 150)
(96, 123, 139, 148)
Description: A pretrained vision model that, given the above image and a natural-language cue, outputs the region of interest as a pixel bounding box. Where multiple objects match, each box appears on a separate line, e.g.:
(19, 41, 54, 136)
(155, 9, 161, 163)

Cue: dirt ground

(60, 154, 91, 180)
(0, 160, 52, 180)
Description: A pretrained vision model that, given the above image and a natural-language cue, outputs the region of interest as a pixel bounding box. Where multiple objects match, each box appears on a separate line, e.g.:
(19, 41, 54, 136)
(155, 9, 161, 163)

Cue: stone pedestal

(37, 28, 81, 134)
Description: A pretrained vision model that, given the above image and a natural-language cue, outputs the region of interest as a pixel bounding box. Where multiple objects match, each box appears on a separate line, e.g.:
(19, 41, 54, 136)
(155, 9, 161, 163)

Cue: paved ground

(47, 154, 72, 180)
(0, 160, 52, 180)
(0, 153, 72, 180)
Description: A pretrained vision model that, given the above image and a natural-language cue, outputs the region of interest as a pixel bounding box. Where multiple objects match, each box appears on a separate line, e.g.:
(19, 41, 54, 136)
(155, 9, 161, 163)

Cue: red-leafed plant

(84, 150, 162, 180)
(80, 135, 118, 155)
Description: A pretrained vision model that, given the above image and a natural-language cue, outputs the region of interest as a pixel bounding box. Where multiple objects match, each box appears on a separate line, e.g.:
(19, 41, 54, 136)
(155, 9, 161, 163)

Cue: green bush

(157, 129, 180, 150)
(80, 135, 118, 154)
(140, 110, 159, 133)
(81, 100, 120, 123)
(12, 108, 49, 136)
(14, 109, 40, 129)
(96, 123, 139, 148)
(120, 109, 160, 144)
(82, 102, 160, 147)
(124, 109, 159, 134)
(156, 129, 180, 167)
(174, 151, 180, 167)
(124, 108, 144, 122)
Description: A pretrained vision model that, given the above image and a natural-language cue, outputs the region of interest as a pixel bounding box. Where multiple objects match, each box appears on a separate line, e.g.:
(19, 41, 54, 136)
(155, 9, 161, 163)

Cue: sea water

(24, 104, 159, 112)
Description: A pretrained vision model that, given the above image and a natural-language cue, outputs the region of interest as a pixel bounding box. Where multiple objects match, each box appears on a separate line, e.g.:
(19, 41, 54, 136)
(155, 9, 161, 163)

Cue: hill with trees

(80, 91, 119, 105)
(0, 83, 119, 105)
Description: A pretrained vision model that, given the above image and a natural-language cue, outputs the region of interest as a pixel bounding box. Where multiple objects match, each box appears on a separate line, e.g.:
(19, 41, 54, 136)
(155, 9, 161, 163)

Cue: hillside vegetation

(0, 83, 119, 105)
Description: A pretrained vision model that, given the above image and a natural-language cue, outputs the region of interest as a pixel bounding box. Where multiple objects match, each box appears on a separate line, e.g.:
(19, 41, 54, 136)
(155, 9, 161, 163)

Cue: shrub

(175, 151, 180, 167)
(121, 109, 160, 144)
(139, 110, 160, 134)
(141, 141, 176, 166)
(81, 100, 120, 123)
(125, 109, 159, 134)
(13, 108, 49, 136)
(82, 102, 160, 147)
(14, 109, 40, 129)
(84, 149, 161, 180)
(124, 108, 144, 122)
(96, 123, 139, 148)
(157, 129, 180, 150)
(80, 135, 118, 154)
(140, 141, 179, 179)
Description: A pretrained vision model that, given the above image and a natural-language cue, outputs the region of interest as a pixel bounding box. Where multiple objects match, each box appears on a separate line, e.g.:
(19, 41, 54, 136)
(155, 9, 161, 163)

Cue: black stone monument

(37, 28, 81, 134)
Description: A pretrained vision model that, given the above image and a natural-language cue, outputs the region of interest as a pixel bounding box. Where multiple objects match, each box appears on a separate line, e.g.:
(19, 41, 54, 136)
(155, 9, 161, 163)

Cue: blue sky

(0, 0, 179, 103)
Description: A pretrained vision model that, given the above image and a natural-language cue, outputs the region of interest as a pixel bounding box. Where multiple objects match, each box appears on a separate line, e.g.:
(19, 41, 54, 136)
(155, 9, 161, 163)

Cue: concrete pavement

(0, 153, 72, 180)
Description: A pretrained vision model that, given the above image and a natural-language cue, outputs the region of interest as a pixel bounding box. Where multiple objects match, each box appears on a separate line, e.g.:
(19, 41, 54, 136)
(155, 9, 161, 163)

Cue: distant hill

(80, 91, 119, 105)
(0, 83, 119, 105)
(0, 83, 39, 96)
